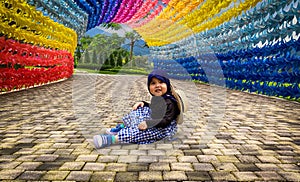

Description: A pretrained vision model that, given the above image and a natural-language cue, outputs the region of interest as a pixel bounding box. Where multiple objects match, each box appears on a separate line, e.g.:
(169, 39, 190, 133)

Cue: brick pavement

(0, 73, 299, 181)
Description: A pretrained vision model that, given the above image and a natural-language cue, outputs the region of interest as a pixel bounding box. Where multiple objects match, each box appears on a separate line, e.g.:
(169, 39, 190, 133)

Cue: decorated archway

(0, 0, 299, 100)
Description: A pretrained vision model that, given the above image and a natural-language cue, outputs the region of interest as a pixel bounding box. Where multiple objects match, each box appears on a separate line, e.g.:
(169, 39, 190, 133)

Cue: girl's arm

(132, 101, 149, 110)
(145, 99, 179, 128)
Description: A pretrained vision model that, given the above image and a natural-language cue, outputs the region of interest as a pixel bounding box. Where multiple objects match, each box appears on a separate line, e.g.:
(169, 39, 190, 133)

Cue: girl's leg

(106, 123, 125, 135)
(93, 134, 118, 148)
(117, 127, 162, 144)
(107, 107, 149, 135)
(117, 120, 177, 144)
(94, 120, 176, 148)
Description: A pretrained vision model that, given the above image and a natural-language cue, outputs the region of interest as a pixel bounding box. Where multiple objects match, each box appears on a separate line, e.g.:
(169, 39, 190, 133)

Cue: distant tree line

(74, 30, 148, 71)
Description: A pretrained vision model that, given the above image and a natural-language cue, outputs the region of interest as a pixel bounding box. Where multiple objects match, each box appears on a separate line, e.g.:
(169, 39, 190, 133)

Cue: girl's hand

(132, 102, 144, 110)
(138, 121, 147, 130)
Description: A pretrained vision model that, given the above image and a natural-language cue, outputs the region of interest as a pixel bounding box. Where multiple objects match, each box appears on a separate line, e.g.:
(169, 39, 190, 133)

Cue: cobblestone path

(0, 73, 299, 181)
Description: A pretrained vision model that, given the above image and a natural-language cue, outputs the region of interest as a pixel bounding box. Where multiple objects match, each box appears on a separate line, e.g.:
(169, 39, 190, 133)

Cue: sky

(94, 24, 133, 37)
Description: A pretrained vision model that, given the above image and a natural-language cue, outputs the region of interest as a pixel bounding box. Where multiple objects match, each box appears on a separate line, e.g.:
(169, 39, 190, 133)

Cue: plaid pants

(118, 107, 177, 144)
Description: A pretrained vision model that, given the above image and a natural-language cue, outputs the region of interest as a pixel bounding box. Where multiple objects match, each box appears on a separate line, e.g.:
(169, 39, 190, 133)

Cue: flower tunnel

(0, 0, 299, 100)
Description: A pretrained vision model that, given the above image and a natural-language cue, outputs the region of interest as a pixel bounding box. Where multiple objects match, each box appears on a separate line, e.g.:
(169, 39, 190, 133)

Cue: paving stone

(0, 161, 21, 169)
(17, 170, 46, 180)
(233, 171, 260, 181)
(33, 143, 53, 150)
(213, 139, 229, 144)
(186, 171, 212, 181)
(66, 171, 92, 181)
(120, 144, 139, 149)
(259, 149, 279, 156)
(197, 155, 218, 162)
(117, 155, 138, 163)
(90, 171, 116, 182)
(168, 149, 185, 156)
(71, 148, 91, 155)
(41, 170, 70, 180)
(115, 172, 138, 181)
(149, 162, 170, 171)
(178, 156, 198, 163)
(55, 155, 77, 162)
(208, 143, 225, 149)
(127, 163, 149, 171)
(138, 155, 158, 163)
(278, 172, 300, 181)
(255, 163, 281, 171)
(173, 143, 190, 150)
(138, 144, 156, 150)
(34, 154, 59, 162)
(221, 148, 241, 155)
(163, 171, 187, 181)
(83, 162, 105, 171)
(59, 162, 85, 170)
(105, 163, 127, 171)
(52, 143, 71, 149)
(156, 143, 173, 150)
(193, 163, 215, 171)
(278, 163, 300, 172)
(217, 155, 240, 163)
(235, 163, 261, 172)
(183, 149, 203, 156)
(36, 162, 63, 170)
(0, 169, 24, 180)
(139, 171, 163, 181)
(171, 163, 194, 171)
(210, 171, 237, 181)
(110, 149, 129, 155)
(277, 155, 299, 163)
(0, 155, 18, 162)
(213, 162, 239, 171)
(278, 150, 298, 156)
(14, 147, 37, 155)
(53, 148, 74, 155)
(202, 149, 223, 155)
(0, 74, 299, 181)
(255, 171, 285, 181)
(129, 149, 147, 155)
(148, 149, 166, 156)
(16, 154, 38, 162)
(257, 155, 281, 163)
(236, 155, 260, 163)
(97, 156, 118, 162)
(158, 156, 178, 163)
(76, 154, 98, 162)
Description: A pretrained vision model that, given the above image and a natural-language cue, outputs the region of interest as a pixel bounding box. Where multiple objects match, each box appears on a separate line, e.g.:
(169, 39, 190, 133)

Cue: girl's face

(149, 77, 168, 96)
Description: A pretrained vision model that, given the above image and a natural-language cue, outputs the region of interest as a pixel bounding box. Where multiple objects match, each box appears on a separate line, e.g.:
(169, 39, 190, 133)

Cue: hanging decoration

(26, 0, 88, 38)
(0, 0, 75, 92)
(0, 0, 299, 101)
(149, 0, 300, 101)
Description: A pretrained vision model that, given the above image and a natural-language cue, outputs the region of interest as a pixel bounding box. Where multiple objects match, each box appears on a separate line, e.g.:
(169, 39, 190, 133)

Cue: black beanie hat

(147, 69, 171, 95)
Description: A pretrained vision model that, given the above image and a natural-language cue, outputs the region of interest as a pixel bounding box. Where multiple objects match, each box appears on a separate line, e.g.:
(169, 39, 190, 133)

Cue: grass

(75, 67, 300, 102)
(75, 67, 149, 75)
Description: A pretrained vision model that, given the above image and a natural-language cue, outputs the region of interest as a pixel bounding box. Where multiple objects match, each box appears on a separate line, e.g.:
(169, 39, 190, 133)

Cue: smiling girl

(93, 69, 180, 148)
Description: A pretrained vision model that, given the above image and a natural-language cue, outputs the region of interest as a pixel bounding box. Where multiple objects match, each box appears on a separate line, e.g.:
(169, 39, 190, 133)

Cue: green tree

(77, 26, 129, 70)
(88, 33, 125, 67)
(125, 31, 141, 67)
(80, 36, 93, 51)
(103, 58, 110, 69)
(84, 51, 91, 63)
(109, 54, 115, 67)
(125, 56, 129, 65)
(116, 52, 122, 66)
(100, 23, 122, 30)
(75, 45, 81, 66)
(92, 49, 98, 64)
